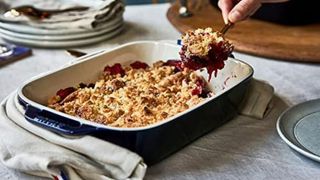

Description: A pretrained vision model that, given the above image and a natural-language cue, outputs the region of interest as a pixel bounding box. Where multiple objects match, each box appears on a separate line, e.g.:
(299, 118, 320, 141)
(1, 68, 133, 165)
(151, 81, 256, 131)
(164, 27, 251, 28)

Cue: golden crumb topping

(48, 61, 212, 128)
(181, 27, 231, 57)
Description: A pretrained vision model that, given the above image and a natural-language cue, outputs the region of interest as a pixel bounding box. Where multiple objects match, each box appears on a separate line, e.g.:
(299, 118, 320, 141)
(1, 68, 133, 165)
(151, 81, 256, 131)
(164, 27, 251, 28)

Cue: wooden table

(167, 0, 320, 62)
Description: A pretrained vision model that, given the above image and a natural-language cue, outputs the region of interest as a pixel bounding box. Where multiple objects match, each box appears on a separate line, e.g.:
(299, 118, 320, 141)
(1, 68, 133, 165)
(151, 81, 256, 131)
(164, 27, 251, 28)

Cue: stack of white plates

(0, 0, 125, 48)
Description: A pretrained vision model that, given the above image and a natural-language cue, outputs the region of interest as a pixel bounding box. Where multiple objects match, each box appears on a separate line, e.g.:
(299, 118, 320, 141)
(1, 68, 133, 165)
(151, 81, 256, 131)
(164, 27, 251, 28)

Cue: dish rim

(276, 99, 320, 162)
(17, 41, 254, 132)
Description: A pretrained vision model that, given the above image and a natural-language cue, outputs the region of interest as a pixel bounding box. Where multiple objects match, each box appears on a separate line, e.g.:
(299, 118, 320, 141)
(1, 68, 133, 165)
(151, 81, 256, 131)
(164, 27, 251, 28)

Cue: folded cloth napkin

(238, 79, 274, 119)
(0, 92, 146, 180)
(0, 0, 125, 30)
(0, 78, 272, 180)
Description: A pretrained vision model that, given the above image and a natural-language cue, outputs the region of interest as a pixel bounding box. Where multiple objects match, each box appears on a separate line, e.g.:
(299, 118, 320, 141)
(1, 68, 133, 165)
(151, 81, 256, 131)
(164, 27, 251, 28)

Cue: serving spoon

(0, 44, 13, 57)
(4, 5, 89, 20)
(65, 49, 107, 62)
(220, 21, 234, 35)
(65, 49, 87, 58)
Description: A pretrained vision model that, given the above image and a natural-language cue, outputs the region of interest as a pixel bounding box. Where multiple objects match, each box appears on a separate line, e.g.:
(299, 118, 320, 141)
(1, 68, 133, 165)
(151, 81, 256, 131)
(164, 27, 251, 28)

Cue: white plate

(277, 99, 320, 162)
(0, 19, 123, 41)
(0, 25, 124, 48)
(0, 12, 123, 35)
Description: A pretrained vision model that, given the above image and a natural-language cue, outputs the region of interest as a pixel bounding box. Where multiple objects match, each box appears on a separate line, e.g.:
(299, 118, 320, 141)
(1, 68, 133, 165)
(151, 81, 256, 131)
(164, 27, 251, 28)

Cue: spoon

(220, 21, 234, 35)
(0, 44, 13, 57)
(65, 49, 106, 61)
(179, 0, 192, 17)
(65, 49, 87, 58)
(5, 5, 89, 20)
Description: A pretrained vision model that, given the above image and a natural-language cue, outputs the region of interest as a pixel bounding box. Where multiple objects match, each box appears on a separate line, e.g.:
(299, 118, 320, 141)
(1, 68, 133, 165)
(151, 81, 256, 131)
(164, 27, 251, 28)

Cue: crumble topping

(48, 61, 212, 128)
(180, 27, 234, 80)
(181, 27, 232, 57)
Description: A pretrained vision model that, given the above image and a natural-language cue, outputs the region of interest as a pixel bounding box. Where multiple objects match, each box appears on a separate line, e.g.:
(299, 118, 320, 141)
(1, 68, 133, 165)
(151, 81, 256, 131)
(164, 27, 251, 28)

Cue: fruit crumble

(48, 61, 212, 128)
(180, 27, 234, 80)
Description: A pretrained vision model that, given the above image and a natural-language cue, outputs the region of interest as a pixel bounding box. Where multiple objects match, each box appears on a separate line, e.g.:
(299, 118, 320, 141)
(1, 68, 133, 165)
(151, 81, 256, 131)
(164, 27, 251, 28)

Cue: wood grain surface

(167, 0, 320, 62)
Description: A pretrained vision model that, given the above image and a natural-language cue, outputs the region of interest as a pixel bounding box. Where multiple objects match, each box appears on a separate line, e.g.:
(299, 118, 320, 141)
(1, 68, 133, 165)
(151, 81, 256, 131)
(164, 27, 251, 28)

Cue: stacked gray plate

(0, 0, 125, 48)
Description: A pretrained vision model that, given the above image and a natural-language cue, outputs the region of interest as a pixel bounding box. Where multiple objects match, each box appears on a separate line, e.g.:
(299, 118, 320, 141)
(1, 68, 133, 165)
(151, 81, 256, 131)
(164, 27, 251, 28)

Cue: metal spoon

(179, 0, 192, 17)
(220, 21, 234, 35)
(65, 49, 106, 60)
(4, 5, 89, 20)
(65, 49, 87, 58)
(0, 44, 13, 57)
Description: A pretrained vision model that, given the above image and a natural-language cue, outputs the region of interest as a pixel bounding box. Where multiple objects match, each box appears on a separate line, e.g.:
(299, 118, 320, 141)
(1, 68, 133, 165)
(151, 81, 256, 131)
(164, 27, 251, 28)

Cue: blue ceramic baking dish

(18, 41, 253, 165)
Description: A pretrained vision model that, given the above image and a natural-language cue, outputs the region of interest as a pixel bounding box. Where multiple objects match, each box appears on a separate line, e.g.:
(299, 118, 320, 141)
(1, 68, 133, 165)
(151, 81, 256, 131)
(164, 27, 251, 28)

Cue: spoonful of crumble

(179, 27, 234, 81)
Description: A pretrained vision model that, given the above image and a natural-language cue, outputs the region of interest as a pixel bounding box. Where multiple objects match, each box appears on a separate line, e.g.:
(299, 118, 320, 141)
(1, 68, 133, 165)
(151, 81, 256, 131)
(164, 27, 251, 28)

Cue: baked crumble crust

(181, 27, 232, 57)
(48, 61, 212, 128)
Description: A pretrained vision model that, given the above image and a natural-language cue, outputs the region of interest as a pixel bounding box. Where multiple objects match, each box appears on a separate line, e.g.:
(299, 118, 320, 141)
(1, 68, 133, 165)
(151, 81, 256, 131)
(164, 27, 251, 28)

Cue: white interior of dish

(18, 41, 253, 131)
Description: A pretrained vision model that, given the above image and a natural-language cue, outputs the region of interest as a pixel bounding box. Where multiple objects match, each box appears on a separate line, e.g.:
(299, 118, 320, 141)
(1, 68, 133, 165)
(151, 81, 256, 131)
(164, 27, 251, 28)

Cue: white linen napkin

(238, 79, 274, 119)
(0, 79, 273, 180)
(0, 92, 146, 180)
(0, 0, 125, 30)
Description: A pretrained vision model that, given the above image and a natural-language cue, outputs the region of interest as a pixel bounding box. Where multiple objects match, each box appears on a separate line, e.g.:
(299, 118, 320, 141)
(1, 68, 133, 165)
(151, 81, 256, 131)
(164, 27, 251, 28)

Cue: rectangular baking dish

(18, 41, 253, 165)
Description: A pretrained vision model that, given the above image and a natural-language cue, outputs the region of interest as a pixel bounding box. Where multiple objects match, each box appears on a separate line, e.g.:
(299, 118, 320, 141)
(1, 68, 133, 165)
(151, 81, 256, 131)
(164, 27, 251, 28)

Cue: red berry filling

(191, 78, 210, 97)
(104, 63, 125, 76)
(56, 87, 76, 101)
(180, 42, 232, 81)
(130, 61, 149, 69)
(78, 83, 95, 88)
(164, 60, 184, 72)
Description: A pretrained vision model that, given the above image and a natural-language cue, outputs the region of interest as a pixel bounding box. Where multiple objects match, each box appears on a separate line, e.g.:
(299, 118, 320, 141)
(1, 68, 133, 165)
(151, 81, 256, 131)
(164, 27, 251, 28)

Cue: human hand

(218, 0, 289, 23)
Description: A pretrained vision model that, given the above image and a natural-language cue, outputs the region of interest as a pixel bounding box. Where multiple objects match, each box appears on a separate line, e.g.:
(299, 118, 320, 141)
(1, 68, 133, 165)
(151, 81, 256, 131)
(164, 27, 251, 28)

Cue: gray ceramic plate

(277, 99, 320, 162)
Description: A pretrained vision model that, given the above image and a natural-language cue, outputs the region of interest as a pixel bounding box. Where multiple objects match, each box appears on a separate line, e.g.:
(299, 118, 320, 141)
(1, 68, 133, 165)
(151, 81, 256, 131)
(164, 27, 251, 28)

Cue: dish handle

(24, 105, 97, 135)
